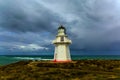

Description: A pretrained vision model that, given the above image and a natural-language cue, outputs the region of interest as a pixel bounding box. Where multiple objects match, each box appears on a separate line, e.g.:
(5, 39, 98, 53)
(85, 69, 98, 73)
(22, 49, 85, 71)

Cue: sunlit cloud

(17, 44, 49, 51)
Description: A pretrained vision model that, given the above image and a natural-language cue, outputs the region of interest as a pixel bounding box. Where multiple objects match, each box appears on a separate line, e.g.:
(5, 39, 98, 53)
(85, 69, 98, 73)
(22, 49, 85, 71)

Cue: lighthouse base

(53, 60, 72, 63)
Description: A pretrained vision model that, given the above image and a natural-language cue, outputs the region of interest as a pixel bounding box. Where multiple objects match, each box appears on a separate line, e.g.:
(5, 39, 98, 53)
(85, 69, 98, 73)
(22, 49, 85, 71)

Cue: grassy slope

(0, 60, 120, 80)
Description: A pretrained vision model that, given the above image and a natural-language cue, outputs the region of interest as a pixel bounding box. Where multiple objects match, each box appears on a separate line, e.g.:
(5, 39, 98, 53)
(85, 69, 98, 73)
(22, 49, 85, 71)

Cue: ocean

(0, 55, 120, 65)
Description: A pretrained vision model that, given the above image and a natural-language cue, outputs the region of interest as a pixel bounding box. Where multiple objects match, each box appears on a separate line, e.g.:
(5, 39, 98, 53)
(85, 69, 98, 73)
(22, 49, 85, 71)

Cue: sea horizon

(1, 54, 120, 66)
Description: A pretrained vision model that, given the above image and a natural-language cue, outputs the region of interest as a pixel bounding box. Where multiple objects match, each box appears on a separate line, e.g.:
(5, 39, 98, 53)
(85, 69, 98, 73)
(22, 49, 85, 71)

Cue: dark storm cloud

(1, 0, 120, 53)
(0, 0, 64, 32)
(40, 0, 120, 50)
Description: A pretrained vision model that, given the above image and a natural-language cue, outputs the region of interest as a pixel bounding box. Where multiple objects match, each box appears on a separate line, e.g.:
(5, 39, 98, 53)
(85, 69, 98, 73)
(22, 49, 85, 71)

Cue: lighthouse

(52, 25, 72, 62)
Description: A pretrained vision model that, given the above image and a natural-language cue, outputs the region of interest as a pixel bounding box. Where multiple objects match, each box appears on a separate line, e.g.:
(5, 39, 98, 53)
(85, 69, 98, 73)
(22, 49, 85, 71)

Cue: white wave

(14, 57, 53, 61)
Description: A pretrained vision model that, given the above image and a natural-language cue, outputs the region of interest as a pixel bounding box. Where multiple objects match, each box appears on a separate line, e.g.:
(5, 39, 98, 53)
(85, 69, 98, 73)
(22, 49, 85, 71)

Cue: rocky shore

(0, 60, 120, 80)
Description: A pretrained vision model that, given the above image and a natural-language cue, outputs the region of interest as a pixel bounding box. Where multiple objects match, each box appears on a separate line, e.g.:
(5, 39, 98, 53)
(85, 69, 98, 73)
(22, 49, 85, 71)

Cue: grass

(0, 60, 120, 80)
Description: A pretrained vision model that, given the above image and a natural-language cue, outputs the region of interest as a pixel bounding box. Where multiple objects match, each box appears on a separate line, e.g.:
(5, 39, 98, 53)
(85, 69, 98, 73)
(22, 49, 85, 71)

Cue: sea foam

(14, 57, 53, 61)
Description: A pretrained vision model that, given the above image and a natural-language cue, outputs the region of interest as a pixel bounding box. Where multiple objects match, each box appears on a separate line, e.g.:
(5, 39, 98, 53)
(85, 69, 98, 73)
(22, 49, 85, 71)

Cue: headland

(0, 60, 120, 80)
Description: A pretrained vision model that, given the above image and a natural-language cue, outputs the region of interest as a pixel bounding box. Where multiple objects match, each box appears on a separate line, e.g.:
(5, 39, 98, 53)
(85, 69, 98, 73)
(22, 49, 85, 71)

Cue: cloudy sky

(0, 0, 120, 55)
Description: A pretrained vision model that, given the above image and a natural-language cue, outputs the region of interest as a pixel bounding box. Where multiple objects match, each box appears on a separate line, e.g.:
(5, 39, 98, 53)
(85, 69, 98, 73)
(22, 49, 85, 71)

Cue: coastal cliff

(0, 60, 120, 80)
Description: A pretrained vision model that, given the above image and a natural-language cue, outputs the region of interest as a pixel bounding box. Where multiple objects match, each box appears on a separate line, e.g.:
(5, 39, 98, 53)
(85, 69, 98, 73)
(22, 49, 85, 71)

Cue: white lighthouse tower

(52, 25, 72, 62)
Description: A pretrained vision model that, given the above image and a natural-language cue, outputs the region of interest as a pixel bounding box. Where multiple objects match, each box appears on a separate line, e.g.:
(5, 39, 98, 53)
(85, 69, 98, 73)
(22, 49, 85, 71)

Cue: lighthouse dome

(58, 25, 66, 30)
(58, 25, 66, 34)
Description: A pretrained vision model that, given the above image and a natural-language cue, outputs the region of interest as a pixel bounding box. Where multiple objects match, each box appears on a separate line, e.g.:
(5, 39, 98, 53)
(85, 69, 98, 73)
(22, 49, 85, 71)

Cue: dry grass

(0, 60, 120, 80)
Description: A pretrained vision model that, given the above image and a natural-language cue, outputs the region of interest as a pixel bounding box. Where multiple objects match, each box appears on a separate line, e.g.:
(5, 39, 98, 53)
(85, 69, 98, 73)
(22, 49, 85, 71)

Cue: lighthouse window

(61, 36, 64, 41)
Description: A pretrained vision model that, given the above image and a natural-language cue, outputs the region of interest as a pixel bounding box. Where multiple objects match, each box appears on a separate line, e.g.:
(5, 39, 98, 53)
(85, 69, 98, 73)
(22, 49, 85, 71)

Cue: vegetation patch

(0, 60, 120, 80)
